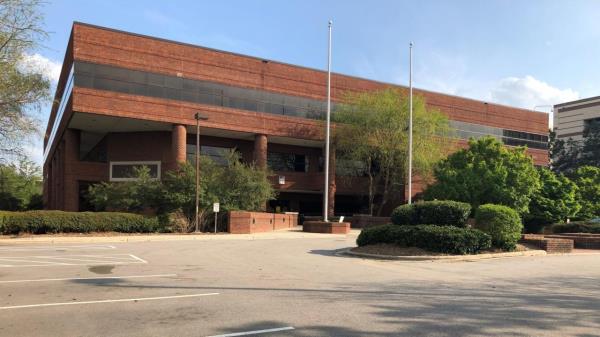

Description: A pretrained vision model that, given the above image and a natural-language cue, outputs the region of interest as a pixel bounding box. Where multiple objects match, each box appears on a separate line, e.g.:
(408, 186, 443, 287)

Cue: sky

(24, 0, 600, 164)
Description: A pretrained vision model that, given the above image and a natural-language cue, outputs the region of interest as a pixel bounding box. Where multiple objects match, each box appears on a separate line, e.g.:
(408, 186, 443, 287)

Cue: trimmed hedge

(391, 200, 472, 227)
(0, 211, 160, 235)
(356, 224, 491, 255)
(475, 204, 522, 251)
(551, 221, 600, 234)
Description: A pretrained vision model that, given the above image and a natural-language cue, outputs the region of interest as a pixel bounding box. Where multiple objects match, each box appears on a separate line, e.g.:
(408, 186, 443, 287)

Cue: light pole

(194, 112, 208, 232)
(407, 42, 414, 204)
(323, 20, 332, 222)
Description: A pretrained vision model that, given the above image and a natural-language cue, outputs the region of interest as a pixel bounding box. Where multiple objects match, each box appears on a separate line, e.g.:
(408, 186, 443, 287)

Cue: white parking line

(0, 274, 177, 284)
(207, 327, 296, 337)
(0, 254, 148, 268)
(0, 292, 220, 310)
(0, 245, 116, 252)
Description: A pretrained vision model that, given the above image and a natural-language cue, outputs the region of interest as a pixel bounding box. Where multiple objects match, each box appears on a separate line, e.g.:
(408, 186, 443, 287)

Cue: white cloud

(19, 53, 62, 83)
(490, 75, 579, 109)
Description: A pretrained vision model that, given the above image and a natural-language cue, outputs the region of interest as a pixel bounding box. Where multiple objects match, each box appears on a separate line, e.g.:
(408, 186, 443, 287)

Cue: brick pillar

(43, 163, 49, 209)
(63, 129, 80, 211)
(253, 134, 268, 169)
(172, 124, 187, 168)
(328, 145, 336, 217)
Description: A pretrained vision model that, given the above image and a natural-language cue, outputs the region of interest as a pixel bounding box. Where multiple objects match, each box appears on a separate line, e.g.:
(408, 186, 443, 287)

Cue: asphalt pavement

(1, 231, 599, 337)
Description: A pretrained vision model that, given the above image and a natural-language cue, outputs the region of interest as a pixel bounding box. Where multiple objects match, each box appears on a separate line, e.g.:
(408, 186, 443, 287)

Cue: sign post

(213, 202, 220, 233)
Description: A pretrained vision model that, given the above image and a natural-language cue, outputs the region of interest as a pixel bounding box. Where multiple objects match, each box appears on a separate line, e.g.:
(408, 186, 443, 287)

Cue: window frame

(109, 161, 161, 182)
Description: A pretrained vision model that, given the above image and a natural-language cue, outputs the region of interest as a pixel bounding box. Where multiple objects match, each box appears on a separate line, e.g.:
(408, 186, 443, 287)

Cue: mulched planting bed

(352, 243, 531, 256)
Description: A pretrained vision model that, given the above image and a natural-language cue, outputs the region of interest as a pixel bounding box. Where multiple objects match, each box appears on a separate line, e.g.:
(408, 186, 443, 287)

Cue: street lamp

(194, 112, 208, 232)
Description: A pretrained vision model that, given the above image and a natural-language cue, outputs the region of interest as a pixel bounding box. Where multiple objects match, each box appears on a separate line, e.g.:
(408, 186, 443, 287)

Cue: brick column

(253, 134, 268, 169)
(172, 124, 187, 168)
(328, 145, 336, 217)
(63, 129, 80, 211)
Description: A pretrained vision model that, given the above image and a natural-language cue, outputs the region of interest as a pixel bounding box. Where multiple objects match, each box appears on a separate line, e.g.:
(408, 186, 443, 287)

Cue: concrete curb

(340, 247, 547, 261)
(0, 231, 356, 245)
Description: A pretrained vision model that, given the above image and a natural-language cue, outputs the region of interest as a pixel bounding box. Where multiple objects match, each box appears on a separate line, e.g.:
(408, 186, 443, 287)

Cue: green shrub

(551, 221, 600, 234)
(391, 200, 471, 227)
(356, 224, 491, 255)
(475, 204, 522, 251)
(390, 204, 414, 225)
(0, 211, 160, 235)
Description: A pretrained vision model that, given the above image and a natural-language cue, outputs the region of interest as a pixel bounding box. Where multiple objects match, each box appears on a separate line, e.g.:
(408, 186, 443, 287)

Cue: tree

(0, 0, 50, 162)
(570, 166, 600, 220)
(524, 167, 580, 232)
(550, 121, 600, 174)
(87, 166, 162, 213)
(580, 121, 600, 167)
(424, 137, 540, 215)
(333, 88, 451, 215)
(88, 150, 276, 232)
(549, 130, 577, 174)
(0, 158, 42, 210)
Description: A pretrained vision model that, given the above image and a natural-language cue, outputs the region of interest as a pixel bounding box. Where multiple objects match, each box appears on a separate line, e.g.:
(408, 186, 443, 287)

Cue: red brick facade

(43, 23, 549, 213)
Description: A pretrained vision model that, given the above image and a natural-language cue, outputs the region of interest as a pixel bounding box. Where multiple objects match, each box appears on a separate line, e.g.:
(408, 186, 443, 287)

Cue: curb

(340, 247, 547, 261)
(0, 231, 356, 245)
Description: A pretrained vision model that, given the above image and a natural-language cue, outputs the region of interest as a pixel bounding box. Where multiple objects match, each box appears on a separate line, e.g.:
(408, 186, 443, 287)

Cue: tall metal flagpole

(408, 42, 414, 205)
(323, 20, 332, 222)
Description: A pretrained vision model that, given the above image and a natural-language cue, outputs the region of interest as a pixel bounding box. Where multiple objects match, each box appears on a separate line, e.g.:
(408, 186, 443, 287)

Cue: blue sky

(25, 0, 600, 163)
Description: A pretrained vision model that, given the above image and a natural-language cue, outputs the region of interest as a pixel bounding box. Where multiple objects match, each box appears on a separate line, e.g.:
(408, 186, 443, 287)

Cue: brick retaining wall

(303, 221, 350, 234)
(350, 215, 391, 229)
(520, 234, 573, 253)
(228, 211, 298, 234)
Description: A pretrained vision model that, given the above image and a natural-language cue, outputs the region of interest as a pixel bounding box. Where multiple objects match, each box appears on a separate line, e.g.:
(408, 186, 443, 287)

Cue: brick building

(43, 22, 549, 215)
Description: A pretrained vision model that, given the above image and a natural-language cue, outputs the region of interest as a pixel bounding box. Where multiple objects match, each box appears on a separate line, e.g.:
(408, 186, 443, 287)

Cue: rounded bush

(475, 204, 522, 251)
(356, 224, 491, 255)
(390, 204, 414, 225)
(0, 211, 159, 235)
(391, 200, 471, 227)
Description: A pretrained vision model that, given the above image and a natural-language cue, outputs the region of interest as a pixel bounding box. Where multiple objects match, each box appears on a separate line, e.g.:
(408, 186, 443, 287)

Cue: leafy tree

(524, 167, 580, 232)
(333, 88, 451, 215)
(580, 121, 600, 167)
(424, 137, 540, 215)
(570, 166, 600, 220)
(87, 166, 162, 212)
(1, 0, 50, 162)
(88, 150, 275, 232)
(0, 158, 42, 210)
(550, 121, 600, 174)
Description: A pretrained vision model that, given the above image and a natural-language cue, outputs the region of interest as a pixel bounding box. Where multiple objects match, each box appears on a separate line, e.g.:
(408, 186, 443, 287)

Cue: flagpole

(408, 42, 413, 205)
(323, 20, 332, 222)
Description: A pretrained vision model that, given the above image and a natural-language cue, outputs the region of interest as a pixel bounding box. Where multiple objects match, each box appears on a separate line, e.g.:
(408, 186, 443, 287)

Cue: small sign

(213, 202, 220, 213)
(278, 175, 286, 185)
(339, 216, 345, 223)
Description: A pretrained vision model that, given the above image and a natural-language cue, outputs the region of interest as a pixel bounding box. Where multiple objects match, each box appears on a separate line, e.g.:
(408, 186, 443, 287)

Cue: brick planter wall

(546, 234, 600, 249)
(350, 215, 391, 229)
(228, 211, 298, 234)
(303, 221, 350, 234)
(520, 234, 573, 253)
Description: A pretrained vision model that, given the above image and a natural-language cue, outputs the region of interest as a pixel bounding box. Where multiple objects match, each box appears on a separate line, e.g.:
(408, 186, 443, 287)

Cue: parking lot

(1, 233, 600, 337)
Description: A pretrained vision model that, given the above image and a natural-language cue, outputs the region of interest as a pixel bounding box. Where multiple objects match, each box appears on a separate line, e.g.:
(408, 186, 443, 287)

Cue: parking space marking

(207, 327, 295, 337)
(0, 245, 116, 252)
(0, 274, 177, 284)
(0, 254, 148, 268)
(0, 292, 220, 310)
